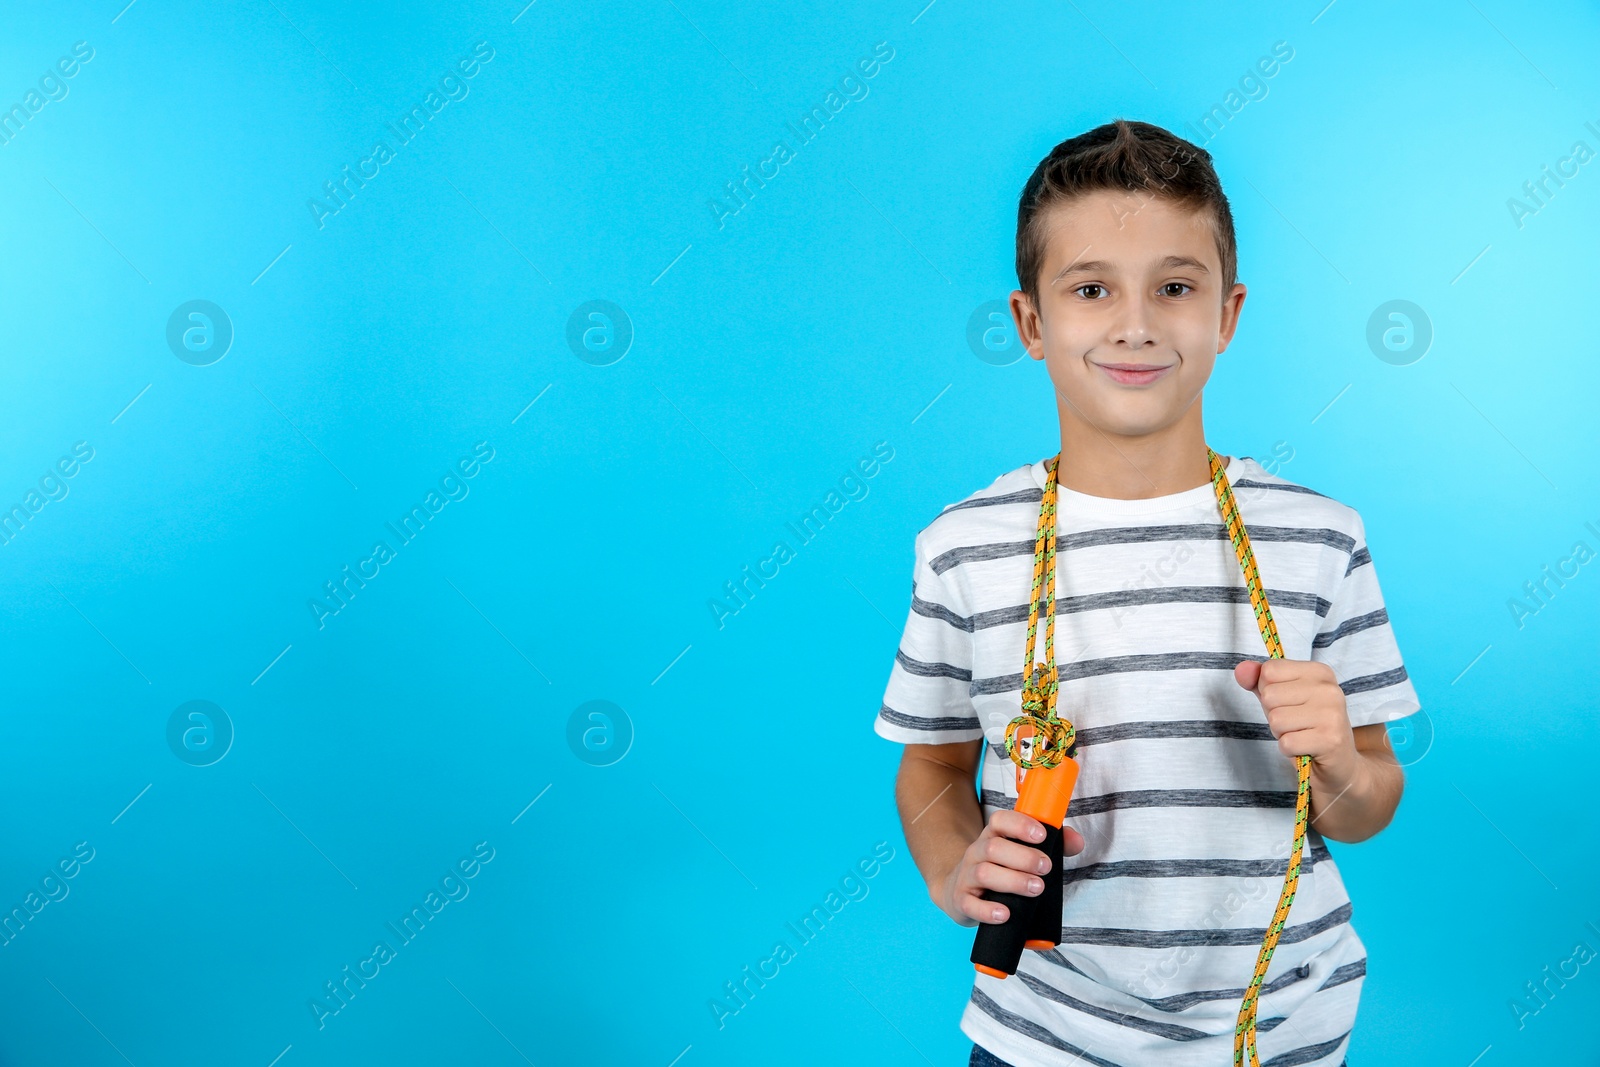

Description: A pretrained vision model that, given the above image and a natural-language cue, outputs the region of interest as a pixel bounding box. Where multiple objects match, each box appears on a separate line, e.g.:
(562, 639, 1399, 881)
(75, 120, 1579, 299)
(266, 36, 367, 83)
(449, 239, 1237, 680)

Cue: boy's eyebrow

(1052, 254, 1212, 282)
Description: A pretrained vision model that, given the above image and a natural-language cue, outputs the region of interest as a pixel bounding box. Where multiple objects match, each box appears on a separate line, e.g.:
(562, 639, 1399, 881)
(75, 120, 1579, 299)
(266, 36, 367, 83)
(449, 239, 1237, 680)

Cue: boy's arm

(896, 741, 985, 914)
(895, 740, 1085, 925)
(1309, 721, 1404, 843)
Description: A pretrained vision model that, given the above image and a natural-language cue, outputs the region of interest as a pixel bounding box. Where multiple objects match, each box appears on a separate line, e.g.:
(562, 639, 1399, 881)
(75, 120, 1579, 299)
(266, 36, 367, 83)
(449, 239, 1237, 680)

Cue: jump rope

(969, 449, 1307, 1067)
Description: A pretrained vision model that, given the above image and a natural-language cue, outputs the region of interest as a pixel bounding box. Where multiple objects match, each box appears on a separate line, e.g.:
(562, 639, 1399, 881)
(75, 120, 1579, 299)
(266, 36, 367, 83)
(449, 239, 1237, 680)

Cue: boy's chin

(1058, 394, 1186, 437)
(1098, 416, 1183, 439)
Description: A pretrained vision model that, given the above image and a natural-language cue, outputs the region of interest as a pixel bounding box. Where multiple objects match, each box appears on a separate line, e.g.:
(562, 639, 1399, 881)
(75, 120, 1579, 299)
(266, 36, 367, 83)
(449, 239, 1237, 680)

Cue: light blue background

(1, 1, 1596, 1065)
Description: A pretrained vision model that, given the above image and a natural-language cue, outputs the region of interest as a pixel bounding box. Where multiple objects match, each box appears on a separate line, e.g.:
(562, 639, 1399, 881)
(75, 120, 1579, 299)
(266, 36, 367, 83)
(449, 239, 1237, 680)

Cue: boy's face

(1010, 190, 1246, 439)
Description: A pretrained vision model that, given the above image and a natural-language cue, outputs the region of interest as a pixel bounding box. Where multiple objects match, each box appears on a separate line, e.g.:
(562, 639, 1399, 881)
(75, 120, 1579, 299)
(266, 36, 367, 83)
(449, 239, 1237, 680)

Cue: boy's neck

(1054, 412, 1215, 500)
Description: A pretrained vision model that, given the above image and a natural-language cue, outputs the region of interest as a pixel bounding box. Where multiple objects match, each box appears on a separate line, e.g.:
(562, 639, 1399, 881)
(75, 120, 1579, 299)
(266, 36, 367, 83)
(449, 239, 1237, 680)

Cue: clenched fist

(1234, 657, 1360, 797)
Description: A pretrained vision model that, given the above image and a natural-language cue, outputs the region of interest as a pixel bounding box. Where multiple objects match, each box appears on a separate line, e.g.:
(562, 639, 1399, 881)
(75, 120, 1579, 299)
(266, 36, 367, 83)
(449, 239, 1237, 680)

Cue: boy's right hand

(935, 810, 1086, 927)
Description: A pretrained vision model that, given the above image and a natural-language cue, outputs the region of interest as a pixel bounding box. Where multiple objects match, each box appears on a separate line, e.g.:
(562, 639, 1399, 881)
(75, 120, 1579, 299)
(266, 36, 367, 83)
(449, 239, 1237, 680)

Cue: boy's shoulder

(913, 461, 1041, 572)
(1224, 456, 1370, 547)
(916, 455, 1370, 564)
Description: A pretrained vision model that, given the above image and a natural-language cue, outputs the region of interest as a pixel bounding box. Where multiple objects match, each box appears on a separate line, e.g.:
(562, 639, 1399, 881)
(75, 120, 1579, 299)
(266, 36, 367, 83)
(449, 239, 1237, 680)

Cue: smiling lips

(1095, 362, 1173, 386)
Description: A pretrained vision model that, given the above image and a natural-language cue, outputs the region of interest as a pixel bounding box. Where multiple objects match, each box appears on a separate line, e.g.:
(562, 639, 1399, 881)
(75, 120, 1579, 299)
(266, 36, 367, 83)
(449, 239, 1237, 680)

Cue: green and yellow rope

(1003, 453, 1073, 771)
(1001, 448, 1305, 1067)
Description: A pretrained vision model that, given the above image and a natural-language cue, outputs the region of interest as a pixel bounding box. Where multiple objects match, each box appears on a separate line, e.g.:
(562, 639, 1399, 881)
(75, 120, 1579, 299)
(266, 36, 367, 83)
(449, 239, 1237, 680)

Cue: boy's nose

(1108, 293, 1159, 347)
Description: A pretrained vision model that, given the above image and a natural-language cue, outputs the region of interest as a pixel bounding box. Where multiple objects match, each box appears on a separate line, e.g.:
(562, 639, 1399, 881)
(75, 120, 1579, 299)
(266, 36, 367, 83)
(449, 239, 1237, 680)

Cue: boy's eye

(1073, 282, 1192, 299)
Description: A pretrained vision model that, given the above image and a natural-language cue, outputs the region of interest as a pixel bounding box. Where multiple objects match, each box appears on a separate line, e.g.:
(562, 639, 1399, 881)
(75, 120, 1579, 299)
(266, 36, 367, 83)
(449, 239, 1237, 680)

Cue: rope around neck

(1002, 449, 1306, 1067)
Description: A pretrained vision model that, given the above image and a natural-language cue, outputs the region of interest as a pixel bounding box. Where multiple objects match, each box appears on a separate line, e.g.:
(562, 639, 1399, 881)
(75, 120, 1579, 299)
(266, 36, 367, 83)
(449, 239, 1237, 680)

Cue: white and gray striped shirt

(875, 454, 1421, 1067)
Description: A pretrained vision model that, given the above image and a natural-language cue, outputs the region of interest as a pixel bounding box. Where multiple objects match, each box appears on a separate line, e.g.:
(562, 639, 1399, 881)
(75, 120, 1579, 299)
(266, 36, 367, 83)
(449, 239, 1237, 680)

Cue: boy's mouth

(1094, 361, 1173, 386)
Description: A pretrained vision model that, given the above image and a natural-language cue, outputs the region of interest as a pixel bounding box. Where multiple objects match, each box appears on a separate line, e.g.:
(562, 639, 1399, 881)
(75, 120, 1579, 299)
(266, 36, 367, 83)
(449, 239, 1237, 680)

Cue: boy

(874, 120, 1421, 1067)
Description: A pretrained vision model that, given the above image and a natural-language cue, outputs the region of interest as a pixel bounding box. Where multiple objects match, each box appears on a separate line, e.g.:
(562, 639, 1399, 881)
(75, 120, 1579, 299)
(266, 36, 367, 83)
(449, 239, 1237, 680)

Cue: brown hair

(1015, 119, 1237, 309)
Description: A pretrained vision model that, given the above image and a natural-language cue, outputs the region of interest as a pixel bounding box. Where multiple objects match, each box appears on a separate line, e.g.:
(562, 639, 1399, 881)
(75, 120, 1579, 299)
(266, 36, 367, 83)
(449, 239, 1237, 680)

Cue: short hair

(1015, 119, 1237, 308)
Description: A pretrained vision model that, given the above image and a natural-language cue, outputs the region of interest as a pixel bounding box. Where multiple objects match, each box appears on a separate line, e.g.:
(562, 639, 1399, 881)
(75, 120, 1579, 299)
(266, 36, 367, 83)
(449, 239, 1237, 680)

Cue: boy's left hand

(1233, 658, 1360, 797)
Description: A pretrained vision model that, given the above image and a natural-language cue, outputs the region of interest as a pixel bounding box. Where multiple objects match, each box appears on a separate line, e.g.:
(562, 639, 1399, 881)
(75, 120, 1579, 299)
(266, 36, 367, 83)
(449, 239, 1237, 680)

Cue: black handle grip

(970, 822, 1063, 977)
(1029, 822, 1063, 950)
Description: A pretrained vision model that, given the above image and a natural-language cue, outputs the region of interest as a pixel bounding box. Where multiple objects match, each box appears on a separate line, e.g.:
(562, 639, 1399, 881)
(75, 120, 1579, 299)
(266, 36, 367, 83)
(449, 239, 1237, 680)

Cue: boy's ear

(1216, 282, 1248, 353)
(1009, 290, 1046, 360)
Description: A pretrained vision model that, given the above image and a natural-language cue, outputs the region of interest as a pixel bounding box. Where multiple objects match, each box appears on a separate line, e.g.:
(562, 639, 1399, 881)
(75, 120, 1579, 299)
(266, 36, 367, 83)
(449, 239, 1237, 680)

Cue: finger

(989, 809, 1046, 844)
(1257, 658, 1333, 686)
(961, 889, 1008, 925)
(980, 833, 1054, 877)
(1062, 825, 1086, 856)
(1273, 728, 1330, 760)
(971, 859, 1045, 899)
(1234, 659, 1262, 690)
(1256, 678, 1325, 711)
(1263, 702, 1327, 731)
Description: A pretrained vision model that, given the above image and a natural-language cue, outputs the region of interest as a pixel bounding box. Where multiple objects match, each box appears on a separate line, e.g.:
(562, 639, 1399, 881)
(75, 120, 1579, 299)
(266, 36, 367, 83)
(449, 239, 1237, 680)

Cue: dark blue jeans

(970, 1045, 1347, 1066)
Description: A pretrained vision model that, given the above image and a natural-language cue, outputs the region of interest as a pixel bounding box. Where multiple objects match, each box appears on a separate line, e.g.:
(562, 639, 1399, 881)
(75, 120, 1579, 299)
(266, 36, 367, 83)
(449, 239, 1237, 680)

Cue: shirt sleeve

(1311, 510, 1422, 728)
(873, 527, 984, 744)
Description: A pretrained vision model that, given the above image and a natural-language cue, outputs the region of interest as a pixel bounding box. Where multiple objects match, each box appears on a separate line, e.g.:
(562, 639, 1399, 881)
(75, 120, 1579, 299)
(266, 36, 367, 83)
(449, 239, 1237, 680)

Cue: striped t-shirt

(874, 454, 1421, 1067)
